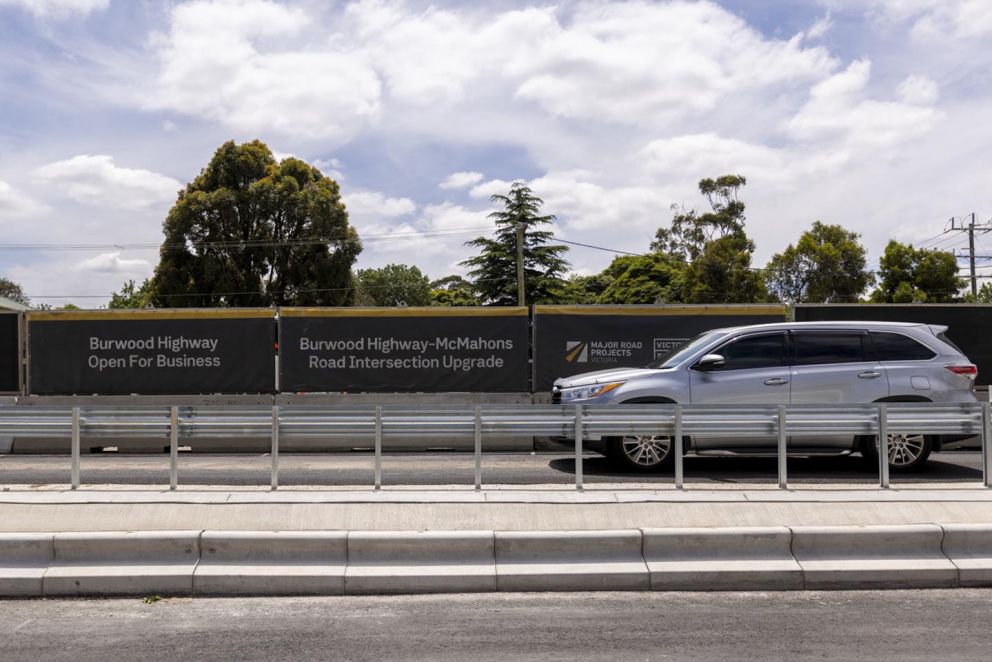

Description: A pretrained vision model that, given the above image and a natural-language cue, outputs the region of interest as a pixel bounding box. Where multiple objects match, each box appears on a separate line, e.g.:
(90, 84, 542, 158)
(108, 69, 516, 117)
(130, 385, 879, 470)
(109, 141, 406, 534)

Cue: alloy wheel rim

(621, 435, 673, 466)
(877, 433, 926, 466)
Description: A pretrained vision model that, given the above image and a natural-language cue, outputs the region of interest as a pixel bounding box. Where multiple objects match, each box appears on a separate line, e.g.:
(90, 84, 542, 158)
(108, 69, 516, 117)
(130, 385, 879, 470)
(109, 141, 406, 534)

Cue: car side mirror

(694, 353, 726, 371)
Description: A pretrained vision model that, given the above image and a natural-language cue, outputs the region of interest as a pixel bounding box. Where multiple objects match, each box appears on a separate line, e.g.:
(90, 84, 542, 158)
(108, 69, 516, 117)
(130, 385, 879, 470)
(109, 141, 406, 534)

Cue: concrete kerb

(642, 527, 802, 591)
(194, 531, 347, 596)
(43, 530, 200, 597)
(495, 530, 648, 592)
(345, 531, 496, 594)
(940, 524, 992, 587)
(790, 524, 958, 590)
(0, 533, 53, 597)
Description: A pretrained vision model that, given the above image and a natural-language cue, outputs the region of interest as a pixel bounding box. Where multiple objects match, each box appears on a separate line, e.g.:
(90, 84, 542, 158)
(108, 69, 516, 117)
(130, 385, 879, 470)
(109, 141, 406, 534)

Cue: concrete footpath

(3, 485, 992, 596)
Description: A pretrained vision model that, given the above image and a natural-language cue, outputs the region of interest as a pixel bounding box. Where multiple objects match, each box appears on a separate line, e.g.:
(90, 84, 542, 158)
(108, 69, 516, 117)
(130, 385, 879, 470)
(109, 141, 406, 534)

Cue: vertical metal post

(374, 405, 382, 491)
(474, 405, 482, 491)
(777, 404, 788, 490)
(878, 403, 890, 489)
(574, 405, 583, 490)
(983, 402, 991, 489)
(169, 406, 178, 491)
(270, 405, 279, 491)
(70, 406, 80, 490)
(674, 405, 684, 490)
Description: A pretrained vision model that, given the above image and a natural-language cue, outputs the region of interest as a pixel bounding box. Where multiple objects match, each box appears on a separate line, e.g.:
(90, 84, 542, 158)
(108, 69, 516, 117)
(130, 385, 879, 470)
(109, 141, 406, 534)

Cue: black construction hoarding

(280, 307, 530, 393)
(795, 304, 992, 385)
(533, 304, 789, 391)
(27, 309, 276, 395)
(0, 312, 19, 393)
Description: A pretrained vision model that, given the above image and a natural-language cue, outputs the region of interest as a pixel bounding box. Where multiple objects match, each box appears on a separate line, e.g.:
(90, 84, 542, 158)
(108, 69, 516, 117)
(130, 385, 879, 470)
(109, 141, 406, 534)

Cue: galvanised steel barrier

(0, 402, 989, 491)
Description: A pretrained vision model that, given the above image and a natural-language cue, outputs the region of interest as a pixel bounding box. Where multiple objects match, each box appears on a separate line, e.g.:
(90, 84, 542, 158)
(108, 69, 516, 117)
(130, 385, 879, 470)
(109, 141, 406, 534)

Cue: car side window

(793, 332, 867, 366)
(709, 333, 786, 371)
(871, 332, 936, 361)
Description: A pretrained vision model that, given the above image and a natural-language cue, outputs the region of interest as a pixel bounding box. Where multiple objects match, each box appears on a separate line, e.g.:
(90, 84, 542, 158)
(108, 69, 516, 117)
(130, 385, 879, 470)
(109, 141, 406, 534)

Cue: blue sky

(0, 0, 990, 306)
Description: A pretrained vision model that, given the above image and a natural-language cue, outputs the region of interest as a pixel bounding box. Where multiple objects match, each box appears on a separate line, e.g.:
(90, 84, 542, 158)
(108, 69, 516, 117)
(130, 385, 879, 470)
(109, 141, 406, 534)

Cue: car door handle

(764, 378, 789, 386)
(858, 371, 882, 379)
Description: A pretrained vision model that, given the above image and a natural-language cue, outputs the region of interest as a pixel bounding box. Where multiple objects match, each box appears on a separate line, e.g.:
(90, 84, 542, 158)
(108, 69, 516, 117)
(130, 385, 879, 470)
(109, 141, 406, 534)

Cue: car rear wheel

(859, 433, 932, 473)
(607, 435, 676, 472)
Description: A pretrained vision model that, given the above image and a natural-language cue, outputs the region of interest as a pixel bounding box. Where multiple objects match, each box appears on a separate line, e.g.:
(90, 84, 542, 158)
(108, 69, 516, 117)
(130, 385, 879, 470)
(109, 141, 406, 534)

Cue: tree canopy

(354, 264, 431, 307)
(462, 182, 569, 305)
(151, 140, 361, 307)
(108, 279, 153, 309)
(0, 277, 29, 306)
(764, 222, 874, 303)
(870, 241, 962, 303)
(429, 275, 478, 307)
(596, 254, 683, 304)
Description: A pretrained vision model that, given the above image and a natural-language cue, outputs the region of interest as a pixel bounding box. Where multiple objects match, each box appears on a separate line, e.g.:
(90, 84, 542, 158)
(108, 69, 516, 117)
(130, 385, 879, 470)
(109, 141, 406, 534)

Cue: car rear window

(792, 332, 867, 365)
(870, 331, 936, 361)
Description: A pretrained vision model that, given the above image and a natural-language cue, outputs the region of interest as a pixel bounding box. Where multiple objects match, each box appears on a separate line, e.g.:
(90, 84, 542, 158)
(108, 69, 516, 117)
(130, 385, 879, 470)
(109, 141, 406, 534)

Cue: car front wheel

(607, 435, 676, 472)
(859, 433, 932, 473)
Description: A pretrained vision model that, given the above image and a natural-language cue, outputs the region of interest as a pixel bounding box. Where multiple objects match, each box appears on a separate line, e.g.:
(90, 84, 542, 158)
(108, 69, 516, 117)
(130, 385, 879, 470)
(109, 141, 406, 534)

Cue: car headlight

(560, 382, 625, 402)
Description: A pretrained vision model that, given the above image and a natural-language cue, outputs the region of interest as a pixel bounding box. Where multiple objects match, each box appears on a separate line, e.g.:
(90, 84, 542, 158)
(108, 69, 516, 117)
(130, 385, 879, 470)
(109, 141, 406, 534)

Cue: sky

(0, 0, 990, 307)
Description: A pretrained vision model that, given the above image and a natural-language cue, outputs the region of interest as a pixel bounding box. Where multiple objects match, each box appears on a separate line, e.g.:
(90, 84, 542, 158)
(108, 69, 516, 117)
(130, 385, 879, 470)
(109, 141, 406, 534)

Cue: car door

(689, 331, 791, 451)
(789, 329, 890, 449)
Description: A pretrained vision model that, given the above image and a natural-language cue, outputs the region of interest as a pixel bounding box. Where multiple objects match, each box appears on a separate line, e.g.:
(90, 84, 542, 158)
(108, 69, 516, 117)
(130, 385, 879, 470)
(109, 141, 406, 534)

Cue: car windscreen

(647, 331, 725, 369)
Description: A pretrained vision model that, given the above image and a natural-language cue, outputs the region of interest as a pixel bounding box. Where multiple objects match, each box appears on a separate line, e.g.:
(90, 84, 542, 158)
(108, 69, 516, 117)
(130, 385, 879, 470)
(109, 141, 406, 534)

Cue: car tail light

(946, 364, 978, 379)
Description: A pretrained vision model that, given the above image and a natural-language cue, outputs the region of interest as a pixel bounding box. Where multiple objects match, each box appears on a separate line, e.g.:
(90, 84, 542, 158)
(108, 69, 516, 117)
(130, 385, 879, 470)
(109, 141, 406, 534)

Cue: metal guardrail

(1, 402, 990, 491)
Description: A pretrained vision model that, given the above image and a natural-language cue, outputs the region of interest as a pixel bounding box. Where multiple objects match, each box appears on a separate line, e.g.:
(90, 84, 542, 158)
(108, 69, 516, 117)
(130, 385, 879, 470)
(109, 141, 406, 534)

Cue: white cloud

(469, 179, 516, 200)
(343, 190, 416, 227)
(898, 74, 939, 105)
(805, 13, 834, 39)
(0, 0, 107, 17)
(0, 180, 47, 218)
(823, 0, 992, 39)
(439, 171, 484, 190)
(32, 155, 181, 209)
(76, 252, 152, 274)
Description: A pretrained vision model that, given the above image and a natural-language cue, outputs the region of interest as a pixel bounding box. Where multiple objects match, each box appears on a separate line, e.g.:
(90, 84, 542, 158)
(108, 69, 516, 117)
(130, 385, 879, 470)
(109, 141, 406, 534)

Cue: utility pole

(968, 212, 977, 299)
(948, 213, 991, 299)
(515, 221, 525, 307)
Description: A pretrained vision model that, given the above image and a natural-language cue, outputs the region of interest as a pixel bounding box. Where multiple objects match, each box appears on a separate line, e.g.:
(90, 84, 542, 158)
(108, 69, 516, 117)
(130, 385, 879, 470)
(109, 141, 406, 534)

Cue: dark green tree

(108, 279, 154, 309)
(151, 140, 361, 307)
(681, 234, 768, 304)
(462, 182, 569, 305)
(555, 273, 613, 304)
(354, 263, 431, 306)
(429, 275, 478, 307)
(0, 277, 29, 306)
(651, 175, 748, 260)
(764, 222, 874, 303)
(597, 254, 684, 304)
(870, 241, 963, 303)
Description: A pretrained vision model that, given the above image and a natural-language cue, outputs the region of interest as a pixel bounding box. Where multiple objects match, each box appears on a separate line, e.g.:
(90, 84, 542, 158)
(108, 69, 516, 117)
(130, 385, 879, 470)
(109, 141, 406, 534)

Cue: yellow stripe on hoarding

(532, 304, 788, 316)
(27, 309, 276, 322)
(280, 307, 528, 318)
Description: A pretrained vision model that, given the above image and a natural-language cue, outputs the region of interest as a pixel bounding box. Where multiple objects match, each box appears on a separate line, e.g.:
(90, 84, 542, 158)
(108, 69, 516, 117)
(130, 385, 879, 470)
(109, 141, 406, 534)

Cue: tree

(109, 279, 153, 309)
(462, 182, 569, 305)
(597, 254, 684, 304)
(151, 140, 361, 307)
(651, 175, 748, 260)
(556, 273, 613, 304)
(354, 264, 431, 307)
(870, 241, 963, 303)
(681, 233, 768, 304)
(429, 275, 478, 307)
(0, 277, 29, 306)
(975, 282, 992, 304)
(764, 222, 874, 303)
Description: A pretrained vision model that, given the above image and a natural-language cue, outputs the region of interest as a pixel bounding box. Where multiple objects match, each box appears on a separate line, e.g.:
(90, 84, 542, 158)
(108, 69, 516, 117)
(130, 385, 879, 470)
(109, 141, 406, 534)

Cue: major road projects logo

(565, 339, 642, 364)
(565, 341, 588, 363)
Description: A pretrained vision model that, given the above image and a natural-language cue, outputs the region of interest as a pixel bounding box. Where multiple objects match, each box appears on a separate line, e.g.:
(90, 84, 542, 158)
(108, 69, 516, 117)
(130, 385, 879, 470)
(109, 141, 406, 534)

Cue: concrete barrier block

(44, 531, 200, 596)
(495, 530, 648, 592)
(195, 531, 347, 595)
(345, 531, 496, 594)
(941, 524, 992, 587)
(642, 527, 802, 591)
(791, 525, 957, 590)
(0, 533, 54, 597)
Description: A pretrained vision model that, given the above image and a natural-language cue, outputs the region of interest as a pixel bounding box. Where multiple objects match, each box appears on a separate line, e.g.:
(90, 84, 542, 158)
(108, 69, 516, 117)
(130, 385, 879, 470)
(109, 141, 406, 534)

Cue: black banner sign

(533, 305, 788, 391)
(27, 310, 275, 395)
(279, 308, 530, 393)
(795, 304, 992, 385)
(0, 313, 19, 393)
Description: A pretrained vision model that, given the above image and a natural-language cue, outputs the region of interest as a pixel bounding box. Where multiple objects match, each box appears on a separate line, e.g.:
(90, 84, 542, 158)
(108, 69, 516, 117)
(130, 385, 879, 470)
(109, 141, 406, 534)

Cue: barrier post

(777, 404, 788, 489)
(574, 405, 583, 490)
(70, 406, 80, 490)
(169, 406, 178, 491)
(878, 403, 890, 489)
(374, 405, 382, 491)
(674, 405, 684, 490)
(474, 405, 482, 491)
(982, 402, 992, 487)
(270, 405, 279, 491)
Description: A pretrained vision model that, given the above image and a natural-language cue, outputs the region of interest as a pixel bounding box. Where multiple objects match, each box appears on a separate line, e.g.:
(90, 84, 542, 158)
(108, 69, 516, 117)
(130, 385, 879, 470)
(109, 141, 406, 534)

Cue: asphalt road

(0, 450, 983, 487)
(2, 590, 992, 661)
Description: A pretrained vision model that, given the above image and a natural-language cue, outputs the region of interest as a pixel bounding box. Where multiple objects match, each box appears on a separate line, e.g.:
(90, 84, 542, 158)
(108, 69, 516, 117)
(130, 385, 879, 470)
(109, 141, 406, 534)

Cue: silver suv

(551, 321, 978, 472)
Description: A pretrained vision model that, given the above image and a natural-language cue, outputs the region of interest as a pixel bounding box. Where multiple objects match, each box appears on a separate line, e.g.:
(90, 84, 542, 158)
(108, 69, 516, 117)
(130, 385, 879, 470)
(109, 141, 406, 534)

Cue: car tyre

(607, 435, 676, 473)
(859, 433, 932, 473)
